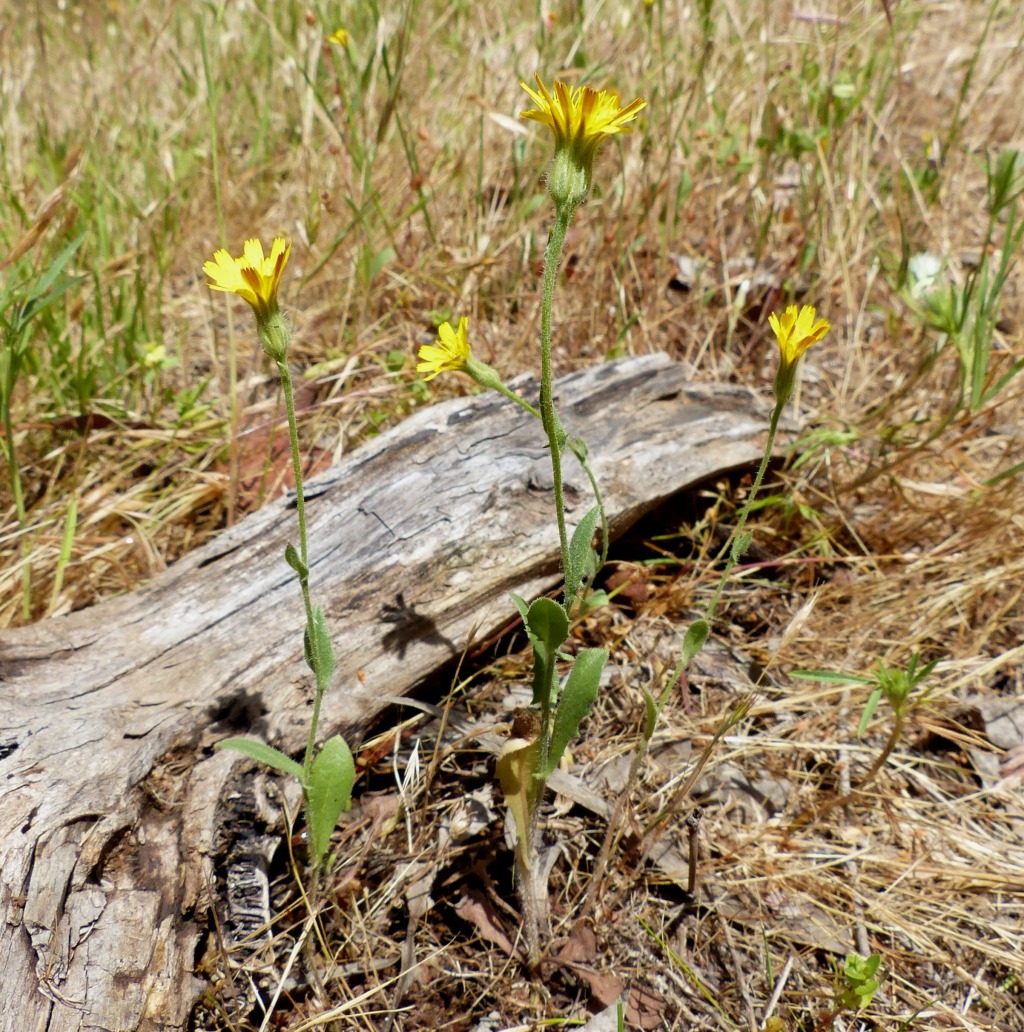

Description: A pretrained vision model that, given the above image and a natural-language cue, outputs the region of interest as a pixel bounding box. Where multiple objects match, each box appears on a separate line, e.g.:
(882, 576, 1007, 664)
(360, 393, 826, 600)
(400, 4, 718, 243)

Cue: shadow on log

(0, 355, 775, 1031)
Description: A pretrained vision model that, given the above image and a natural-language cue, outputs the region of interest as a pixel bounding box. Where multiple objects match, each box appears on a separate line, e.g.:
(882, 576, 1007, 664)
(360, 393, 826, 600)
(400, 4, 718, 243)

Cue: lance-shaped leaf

(215, 738, 304, 782)
(567, 505, 601, 600)
(303, 605, 335, 688)
(306, 735, 355, 867)
(538, 647, 607, 780)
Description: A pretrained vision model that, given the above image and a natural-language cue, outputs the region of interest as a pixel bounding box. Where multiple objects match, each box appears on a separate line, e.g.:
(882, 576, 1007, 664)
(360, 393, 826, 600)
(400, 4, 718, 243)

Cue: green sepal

(568, 505, 601, 600)
(538, 647, 607, 779)
(215, 738, 304, 782)
(682, 619, 709, 665)
(306, 735, 355, 867)
(284, 542, 308, 580)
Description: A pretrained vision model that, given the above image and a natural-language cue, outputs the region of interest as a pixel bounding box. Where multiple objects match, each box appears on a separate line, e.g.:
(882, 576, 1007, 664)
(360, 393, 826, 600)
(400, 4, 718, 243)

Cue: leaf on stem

(681, 619, 709, 665)
(568, 505, 601, 600)
(730, 530, 752, 561)
(306, 734, 356, 867)
(512, 593, 569, 706)
(284, 541, 308, 579)
(312, 606, 335, 686)
(216, 738, 304, 781)
(538, 647, 607, 780)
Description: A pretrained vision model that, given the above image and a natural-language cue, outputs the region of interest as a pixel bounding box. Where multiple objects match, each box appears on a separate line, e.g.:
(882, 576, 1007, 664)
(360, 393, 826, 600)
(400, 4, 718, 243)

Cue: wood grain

(0, 354, 773, 1031)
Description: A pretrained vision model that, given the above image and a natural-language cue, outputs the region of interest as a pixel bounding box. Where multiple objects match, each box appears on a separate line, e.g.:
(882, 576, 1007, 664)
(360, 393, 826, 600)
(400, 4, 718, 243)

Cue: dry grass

(2, 0, 1024, 1028)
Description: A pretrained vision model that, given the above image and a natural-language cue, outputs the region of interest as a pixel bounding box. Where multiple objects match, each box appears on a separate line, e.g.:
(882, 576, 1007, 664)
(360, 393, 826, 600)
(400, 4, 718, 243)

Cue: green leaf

(496, 736, 541, 871)
(284, 542, 308, 579)
(567, 506, 601, 599)
(857, 686, 884, 737)
(510, 592, 529, 621)
(731, 530, 752, 561)
(791, 669, 874, 685)
(538, 648, 607, 779)
(306, 735, 355, 867)
(579, 589, 609, 615)
(216, 738, 304, 781)
(681, 619, 709, 666)
(523, 597, 569, 706)
(308, 606, 335, 688)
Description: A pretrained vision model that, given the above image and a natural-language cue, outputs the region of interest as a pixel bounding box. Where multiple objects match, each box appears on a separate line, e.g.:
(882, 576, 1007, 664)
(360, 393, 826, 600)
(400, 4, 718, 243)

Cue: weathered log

(0, 355, 773, 1032)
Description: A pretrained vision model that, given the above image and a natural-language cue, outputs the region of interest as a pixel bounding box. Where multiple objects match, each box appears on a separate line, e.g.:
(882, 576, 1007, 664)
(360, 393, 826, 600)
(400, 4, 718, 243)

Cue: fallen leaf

(455, 889, 517, 957)
(625, 984, 666, 1030)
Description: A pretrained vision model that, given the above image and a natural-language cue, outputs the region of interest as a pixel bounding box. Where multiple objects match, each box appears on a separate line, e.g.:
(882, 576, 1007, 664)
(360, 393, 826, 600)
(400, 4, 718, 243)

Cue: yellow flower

(329, 27, 349, 47)
(768, 304, 831, 367)
(204, 237, 291, 324)
(520, 76, 646, 150)
(205, 238, 292, 360)
(520, 75, 646, 208)
(417, 317, 472, 380)
(768, 304, 831, 407)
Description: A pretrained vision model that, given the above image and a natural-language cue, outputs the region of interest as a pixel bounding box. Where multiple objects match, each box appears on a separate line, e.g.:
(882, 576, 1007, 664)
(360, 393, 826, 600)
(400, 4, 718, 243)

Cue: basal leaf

(538, 648, 607, 779)
(216, 738, 304, 782)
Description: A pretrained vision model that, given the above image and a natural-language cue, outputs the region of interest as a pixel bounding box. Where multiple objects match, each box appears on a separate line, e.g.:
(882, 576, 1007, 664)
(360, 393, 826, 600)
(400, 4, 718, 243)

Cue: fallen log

(0, 354, 774, 1032)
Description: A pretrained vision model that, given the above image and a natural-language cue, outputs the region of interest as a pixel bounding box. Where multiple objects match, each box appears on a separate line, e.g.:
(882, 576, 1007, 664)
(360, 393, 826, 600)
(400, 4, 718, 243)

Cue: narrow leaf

(792, 669, 874, 685)
(509, 592, 529, 621)
(857, 686, 884, 737)
(538, 648, 607, 779)
(567, 505, 601, 599)
(306, 735, 355, 866)
(216, 738, 304, 781)
(310, 606, 335, 688)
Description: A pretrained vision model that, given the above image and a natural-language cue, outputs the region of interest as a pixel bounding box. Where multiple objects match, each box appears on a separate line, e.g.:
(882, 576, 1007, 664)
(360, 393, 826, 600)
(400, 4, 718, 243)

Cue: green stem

(659, 399, 784, 708)
(539, 205, 575, 601)
(568, 438, 609, 570)
(492, 380, 540, 419)
(2, 388, 30, 620)
(701, 399, 782, 622)
(277, 359, 322, 779)
(493, 382, 609, 573)
(277, 360, 313, 603)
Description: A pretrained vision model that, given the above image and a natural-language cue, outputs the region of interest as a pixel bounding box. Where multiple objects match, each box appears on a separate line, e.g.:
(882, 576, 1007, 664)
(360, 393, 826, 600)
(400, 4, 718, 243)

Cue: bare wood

(0, 355, 773, 1032)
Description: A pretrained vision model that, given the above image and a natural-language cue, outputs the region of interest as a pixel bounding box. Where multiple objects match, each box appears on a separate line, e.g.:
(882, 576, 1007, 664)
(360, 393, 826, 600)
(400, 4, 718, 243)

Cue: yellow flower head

(329, 27, 349, 47)
(204, 237, 291, 324)
(768, 304, 831, 367)
(520, 75, 646, 208)
(768, 304, 831, 408)
(417, 317, 472, 380)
